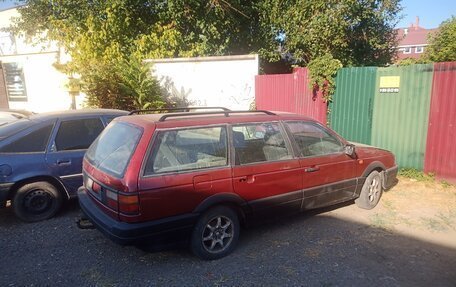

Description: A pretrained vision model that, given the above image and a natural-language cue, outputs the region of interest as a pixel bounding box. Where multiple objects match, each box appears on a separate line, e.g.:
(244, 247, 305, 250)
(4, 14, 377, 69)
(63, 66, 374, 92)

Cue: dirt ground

(331, 175, 456, 249)
(1, 175, 456, 286)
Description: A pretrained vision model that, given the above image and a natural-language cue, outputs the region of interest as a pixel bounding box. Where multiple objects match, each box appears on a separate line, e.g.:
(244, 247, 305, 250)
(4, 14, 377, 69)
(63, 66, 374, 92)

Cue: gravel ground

(1, 179, 456, 287)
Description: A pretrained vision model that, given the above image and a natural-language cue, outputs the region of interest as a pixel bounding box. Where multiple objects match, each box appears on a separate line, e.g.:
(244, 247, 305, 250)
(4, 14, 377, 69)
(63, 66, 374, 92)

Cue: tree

(10, 0, 262, 109)
(9, 0, 401, 107)
(425, 17, 456, 62)
(256, 0, 401, 99)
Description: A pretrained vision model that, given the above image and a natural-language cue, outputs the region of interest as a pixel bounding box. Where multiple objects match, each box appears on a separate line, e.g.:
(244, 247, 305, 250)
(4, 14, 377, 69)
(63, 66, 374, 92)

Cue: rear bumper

(0, 182, 14, 207)
(384, 165, 398, 190)
(77, 187, 198, 246)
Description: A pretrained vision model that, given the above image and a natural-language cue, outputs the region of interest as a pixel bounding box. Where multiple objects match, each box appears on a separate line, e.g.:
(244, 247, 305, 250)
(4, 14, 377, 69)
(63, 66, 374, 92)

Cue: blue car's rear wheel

(13, 181, 63, 222)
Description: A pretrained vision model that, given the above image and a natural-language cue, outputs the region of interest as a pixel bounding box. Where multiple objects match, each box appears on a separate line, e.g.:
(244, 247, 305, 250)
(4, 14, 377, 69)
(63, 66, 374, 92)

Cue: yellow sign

(379, 76, 400, 93)
(379, 76, 400, 88)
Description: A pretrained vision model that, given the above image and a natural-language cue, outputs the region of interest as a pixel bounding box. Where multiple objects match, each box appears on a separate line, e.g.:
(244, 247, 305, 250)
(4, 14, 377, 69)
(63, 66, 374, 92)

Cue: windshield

(85, 122, 143, 178)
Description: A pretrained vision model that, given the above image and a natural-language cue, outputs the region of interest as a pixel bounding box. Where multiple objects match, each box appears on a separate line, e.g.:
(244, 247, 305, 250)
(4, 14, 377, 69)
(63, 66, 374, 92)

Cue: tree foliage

(9, 0, 401, 108)
(257, 0, 401, 67)
(424, 16, 456, 62)
(257, 0, 401, 98)
(307, 54, 342, 102)
(11, 0, 262, 109)
(395, 57, 430, 66)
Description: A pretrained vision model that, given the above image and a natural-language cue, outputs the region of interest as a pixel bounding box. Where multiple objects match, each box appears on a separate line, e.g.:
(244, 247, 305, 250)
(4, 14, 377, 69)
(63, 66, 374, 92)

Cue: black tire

(13, 181, 63, 222)
(355, 170, 383, 210)
(190, 206, 240, 260)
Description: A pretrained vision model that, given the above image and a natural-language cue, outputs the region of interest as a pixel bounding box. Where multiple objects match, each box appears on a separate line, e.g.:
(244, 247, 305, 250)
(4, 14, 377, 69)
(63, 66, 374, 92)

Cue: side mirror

(344, 144, 357, 159)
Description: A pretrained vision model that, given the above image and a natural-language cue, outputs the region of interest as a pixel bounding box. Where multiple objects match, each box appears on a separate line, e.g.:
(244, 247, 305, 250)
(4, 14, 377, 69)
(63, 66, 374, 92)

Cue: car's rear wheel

(355, 170, 383, 210)
(190, 206, 240, 260)
(13, 181, 63, 222)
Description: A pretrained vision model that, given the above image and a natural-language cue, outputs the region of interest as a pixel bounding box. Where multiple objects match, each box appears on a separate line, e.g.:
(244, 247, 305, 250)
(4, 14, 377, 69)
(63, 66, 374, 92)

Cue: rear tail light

(105, 190, 118, 210)
(118, 194, 140, 214)
(85, 175, 139, 215)
(92, 182, 102, 194)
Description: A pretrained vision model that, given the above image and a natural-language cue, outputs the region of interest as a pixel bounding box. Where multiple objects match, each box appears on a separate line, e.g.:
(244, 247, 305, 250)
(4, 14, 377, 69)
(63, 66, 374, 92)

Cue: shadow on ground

(1, 199, 455, 286)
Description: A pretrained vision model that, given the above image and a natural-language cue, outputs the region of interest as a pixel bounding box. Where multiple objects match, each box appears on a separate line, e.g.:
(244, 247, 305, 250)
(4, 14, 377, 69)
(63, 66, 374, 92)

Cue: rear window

(85, 122, 142, 178)
(54, 118, 104, 151)
(0, 124, 53, 153)
(0, 119, 35, 140)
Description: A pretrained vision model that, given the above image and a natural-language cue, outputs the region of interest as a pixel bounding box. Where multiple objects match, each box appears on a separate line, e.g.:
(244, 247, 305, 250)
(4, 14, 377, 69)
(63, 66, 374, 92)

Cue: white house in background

(395, 17, 438, 62)
(147, 55, 258, 110)
(0, 7, 84, 112)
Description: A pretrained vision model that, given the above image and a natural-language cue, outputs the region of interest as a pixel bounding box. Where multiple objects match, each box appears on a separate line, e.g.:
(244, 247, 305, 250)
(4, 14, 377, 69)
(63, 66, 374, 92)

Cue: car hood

(350, 141, 394, 159)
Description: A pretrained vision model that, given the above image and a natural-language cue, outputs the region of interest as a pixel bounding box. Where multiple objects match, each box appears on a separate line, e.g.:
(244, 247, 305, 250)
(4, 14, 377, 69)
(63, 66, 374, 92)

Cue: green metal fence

(370, 64, 433, 169)
(330, 67, 377, 144)
(331, 64, 434, 169)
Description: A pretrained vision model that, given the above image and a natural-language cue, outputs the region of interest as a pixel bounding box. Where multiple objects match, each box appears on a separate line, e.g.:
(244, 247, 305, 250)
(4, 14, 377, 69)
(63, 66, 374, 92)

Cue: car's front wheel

(190, 206, 240, 260)
(13, 181, 63, 222)
(355, 170, 383, 210)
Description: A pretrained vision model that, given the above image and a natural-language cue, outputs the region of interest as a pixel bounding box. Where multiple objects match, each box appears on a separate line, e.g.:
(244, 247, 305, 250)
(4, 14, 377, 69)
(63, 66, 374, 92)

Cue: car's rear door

(139, 125, 232, 221)
(284, 121, 357, 210)
(45, 116, 105, 195)
(231, 122, 302, 219)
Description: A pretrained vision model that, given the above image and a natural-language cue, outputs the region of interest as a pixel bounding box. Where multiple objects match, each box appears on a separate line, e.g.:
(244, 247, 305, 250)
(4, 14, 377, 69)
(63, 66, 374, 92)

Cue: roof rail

(129, 107, 230, 115)
(158, 110, 276, 122)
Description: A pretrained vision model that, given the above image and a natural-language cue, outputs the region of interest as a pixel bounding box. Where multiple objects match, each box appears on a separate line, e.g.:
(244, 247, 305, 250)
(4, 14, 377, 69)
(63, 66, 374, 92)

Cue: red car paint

(78, 110, 397, 255)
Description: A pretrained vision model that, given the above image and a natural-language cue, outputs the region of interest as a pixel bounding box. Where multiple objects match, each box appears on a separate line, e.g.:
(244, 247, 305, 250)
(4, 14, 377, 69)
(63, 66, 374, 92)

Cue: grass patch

(440, 180, 454, 188)
(398, 168, 435, 182)
(369, 199, 403, 229)
(370, 212, 397, 228)
(436, 211, 456, 230)
(420, 217, 447, 232)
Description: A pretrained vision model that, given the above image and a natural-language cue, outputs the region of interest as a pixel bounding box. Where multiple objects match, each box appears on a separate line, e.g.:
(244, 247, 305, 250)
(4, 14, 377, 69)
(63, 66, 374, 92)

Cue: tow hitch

(76, 213, 95, 229)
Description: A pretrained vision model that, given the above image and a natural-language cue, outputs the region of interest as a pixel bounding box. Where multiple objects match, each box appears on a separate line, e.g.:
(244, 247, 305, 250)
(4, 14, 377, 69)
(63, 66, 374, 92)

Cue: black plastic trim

(384, 165, 399, 190)
(129, 107, 230, 115)
(78, 187, 198, 245)
(361, 161, 387, 178)
(193, 192, 250, 214)
(159, 110, 276, 122)
(0, 182, 13, 206)
(249, 189, 302, 211)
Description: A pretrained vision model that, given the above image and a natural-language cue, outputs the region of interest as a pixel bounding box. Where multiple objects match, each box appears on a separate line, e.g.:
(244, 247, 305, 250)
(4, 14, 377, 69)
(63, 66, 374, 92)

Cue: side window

(54, 118, 104, 151)
(0, 125, 53, 153)
(145, 126, 228, 174)
(233, 122, 292, 165)
(286, 121, 343, 157)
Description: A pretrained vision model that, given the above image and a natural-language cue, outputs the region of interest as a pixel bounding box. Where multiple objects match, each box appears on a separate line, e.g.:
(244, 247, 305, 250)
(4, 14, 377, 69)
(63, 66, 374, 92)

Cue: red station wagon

(78, 109, 398, 260)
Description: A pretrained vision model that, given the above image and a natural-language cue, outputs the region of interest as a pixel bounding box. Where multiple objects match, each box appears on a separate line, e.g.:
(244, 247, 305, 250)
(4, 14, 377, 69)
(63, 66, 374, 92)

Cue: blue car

(0, 109, 128, 222)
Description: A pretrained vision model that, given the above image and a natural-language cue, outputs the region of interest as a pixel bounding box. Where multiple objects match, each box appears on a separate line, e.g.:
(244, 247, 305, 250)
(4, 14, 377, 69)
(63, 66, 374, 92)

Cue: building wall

(0, 62, 7, 108)
(395, 19, 437, 62)
(147, 55, 258, 110)
(0, 8, 85, 112)
(396, 44, 427, 60)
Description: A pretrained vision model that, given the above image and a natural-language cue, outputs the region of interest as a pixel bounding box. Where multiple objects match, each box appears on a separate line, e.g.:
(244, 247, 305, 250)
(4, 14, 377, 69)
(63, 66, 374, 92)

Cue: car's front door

(231, 122, 302, 219)
(46, 117, 105, 195)
(285, 121, 357, 210)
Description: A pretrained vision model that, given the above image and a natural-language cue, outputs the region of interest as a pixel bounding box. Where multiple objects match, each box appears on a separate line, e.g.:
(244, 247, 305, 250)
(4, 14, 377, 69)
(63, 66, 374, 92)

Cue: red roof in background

(396, 17, 439, 46)
(396, 27, 438, 46)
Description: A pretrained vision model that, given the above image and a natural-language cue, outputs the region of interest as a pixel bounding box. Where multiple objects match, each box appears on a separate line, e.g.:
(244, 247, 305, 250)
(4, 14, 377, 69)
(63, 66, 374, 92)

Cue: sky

(0, 0, 454, 29)
(397, 0, 455, 28)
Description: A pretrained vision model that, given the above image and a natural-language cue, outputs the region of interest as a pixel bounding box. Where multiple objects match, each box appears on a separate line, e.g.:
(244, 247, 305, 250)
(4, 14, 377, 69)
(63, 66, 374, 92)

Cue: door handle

(239, 175, 255, 183)
(305, 166, 320, 173)
(57, 159, 72, 166)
